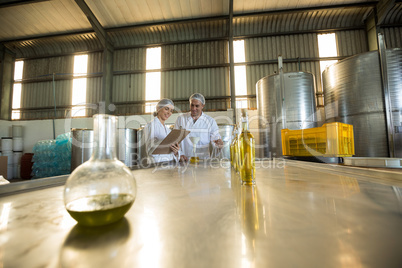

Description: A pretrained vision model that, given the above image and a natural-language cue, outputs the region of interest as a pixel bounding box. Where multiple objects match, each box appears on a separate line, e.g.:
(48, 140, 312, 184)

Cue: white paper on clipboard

(151, 129, 190, 154)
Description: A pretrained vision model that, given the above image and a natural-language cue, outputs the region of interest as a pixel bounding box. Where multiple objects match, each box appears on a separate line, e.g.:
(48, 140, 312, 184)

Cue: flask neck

(241, 117, 249, 131)
(92, 114, 118, 160)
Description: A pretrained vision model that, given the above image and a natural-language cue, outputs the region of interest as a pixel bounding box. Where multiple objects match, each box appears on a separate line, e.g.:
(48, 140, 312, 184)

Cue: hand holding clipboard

(151, 128, 190, 154)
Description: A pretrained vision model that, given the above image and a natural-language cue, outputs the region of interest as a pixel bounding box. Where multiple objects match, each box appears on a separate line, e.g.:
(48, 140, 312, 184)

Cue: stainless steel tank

(257, 72, 317, 158)
(322, 49, 402, 157)
(117, 128, 139, 168)
(71, 128, 93, 171)
(136, 128, 149, 167)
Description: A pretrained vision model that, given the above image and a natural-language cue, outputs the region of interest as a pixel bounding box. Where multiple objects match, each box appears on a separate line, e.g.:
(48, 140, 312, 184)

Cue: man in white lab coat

(174, 93, 223, 162)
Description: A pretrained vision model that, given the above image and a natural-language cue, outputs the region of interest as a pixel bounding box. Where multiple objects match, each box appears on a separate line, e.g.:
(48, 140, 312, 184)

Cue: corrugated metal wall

(245, 34, 318, 62)
(112, 73, 145, 115)
(161, 40, 229, 111)
(233, 8, 370, 36)
(86, 52, 103, 117)
(162, 41, 227, 68)
(8, 33, 102, 59)
(336, 30, 368, 56)
(15, 29, 371, 119)
(22, 56, 74, 79)
(19, 56, 74, 119)
(10, 6, 390, 120)
(246, 62, 321, 94)
(162, 67, 229, 111)
(382, 27, 402, 48)
(243, 30, 368, 109)
(109, 20, 228, 48)
(244, 33, 320, 97)
(112, 48, 146, 115)
(21, 80, 73, 119)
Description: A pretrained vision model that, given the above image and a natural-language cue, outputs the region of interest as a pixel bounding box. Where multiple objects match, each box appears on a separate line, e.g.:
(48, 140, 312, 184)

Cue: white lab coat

(174, 112, 221, 159)
(144, 117, 180, 163)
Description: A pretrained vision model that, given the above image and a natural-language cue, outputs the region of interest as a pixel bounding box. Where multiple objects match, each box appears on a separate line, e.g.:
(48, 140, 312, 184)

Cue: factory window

(318, 33, 338, 76)
(145, 47, 161, 113)
(11, 61, 24, 120)
(71, 54, 88, 117)
(234, 40, 248, 109)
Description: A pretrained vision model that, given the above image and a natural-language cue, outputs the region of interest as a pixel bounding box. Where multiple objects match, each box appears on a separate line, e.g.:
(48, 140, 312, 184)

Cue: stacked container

(32, 133, 71, 179)
(1, 137, 13, 179)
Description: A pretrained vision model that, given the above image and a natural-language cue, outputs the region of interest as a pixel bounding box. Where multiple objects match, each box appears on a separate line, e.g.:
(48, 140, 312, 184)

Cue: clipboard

(152, 128, 190, 155)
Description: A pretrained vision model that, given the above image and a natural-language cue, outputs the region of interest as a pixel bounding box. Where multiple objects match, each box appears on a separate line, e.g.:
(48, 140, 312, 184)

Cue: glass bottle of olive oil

(235, 123, 241, 173)
(230, 126, 238, 170)
(237, 109, 256, 184)
(64, 114, 137, 227)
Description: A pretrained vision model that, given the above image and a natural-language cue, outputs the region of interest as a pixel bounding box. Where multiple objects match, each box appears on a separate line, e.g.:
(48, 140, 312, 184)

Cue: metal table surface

(1, 160, 402, 267)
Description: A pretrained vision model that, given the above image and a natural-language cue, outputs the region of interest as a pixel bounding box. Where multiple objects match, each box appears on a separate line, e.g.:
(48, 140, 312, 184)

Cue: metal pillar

(75, 0, 114, 114)
(228, 0, 236, 124)
(378, 33, 395, 157)
(0, 44, 15, 120)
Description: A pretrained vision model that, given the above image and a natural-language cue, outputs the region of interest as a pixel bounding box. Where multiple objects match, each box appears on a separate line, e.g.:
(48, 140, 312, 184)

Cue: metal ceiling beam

(74, 0, 111, 48)
(234, 1, 379, 18)
(0, 0, 49, 8)
(0, 30, 96, 44)
(106, 15, 229, 33)
(234, 26, 366, 40)
(8, 25, 368, 60)
(0, 3, 378, 44)
(0, 15, 228, 43)
(74, 0, 114, 114)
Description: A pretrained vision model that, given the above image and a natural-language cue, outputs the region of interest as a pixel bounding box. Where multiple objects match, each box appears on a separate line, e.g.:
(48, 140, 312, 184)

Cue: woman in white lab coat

(144, 99, 181, 163)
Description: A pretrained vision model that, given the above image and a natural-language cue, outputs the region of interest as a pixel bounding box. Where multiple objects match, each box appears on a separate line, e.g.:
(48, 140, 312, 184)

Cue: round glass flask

(64, 114, 137, 227)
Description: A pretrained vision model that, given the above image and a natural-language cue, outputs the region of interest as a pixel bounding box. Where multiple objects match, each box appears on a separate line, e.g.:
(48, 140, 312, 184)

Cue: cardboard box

(0, 156, 8, 180)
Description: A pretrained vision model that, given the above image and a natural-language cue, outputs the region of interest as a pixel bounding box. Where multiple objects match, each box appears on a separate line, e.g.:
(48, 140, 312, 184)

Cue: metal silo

(117, 128, 139, 167)
(257, 72, 317, 158)
(322, 48, 402, 157)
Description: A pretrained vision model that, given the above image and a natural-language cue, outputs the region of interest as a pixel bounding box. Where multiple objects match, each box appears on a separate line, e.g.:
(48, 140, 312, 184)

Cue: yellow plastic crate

(281, 122, 355, 157)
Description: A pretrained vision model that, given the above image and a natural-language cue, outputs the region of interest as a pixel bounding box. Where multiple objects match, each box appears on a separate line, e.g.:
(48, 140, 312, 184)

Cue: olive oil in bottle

(238, 109, 256, 184)
(66, 193, 135, 227)
(230, 126, 238, 170)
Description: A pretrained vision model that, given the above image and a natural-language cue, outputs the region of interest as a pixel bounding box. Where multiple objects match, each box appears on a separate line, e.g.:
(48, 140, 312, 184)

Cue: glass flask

(64, 114, 137, 227)
(189, 136, 200, 163)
